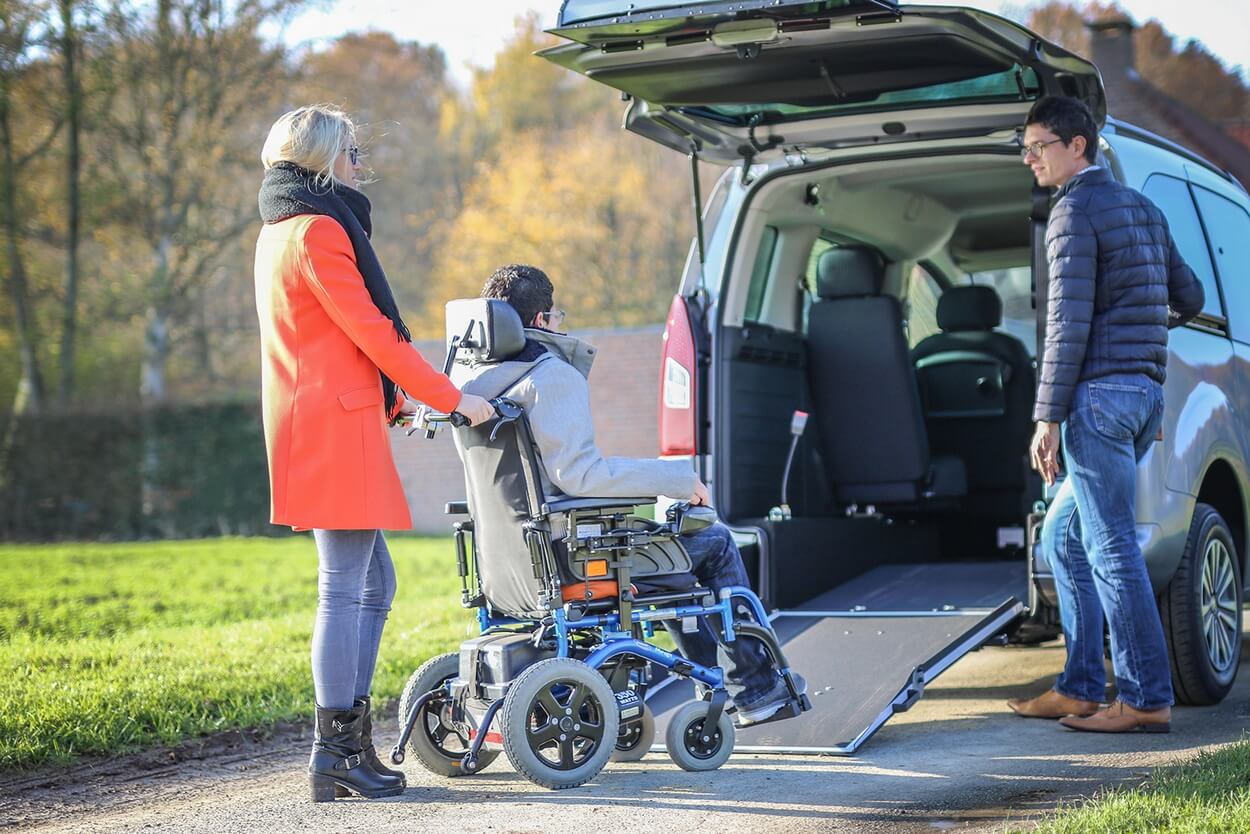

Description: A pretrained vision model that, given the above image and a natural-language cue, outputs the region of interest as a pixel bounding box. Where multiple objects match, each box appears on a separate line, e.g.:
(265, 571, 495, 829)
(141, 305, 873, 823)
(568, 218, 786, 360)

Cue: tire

(610, 703, 655, 763)
(398, 652, 498, 777)
(1160, 503, 1243, 706)
(664, 700, 735, 772)
(499, 658, 619, 789)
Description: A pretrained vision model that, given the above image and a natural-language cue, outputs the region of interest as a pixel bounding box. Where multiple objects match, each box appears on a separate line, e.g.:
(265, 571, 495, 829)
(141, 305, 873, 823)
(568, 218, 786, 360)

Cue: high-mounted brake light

(659, 295, 698, 456)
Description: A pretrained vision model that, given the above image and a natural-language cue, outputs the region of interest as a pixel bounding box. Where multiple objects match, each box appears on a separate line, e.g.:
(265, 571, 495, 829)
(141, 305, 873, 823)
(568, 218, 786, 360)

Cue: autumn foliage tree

(1027, 1, 1250, 123)
(421, 14, 693, 332)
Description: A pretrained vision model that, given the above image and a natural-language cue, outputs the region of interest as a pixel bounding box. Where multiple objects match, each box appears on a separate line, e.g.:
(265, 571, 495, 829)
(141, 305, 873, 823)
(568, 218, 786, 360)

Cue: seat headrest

(816, 246, 885, 299)
(444, 298, 526, 364)
(937, 286, 1003, 332)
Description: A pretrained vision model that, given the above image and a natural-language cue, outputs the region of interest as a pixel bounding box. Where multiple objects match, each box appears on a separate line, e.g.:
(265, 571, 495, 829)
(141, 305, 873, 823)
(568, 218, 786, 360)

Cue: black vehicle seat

(806, 246, 966, 508)
(911, 285, 1035, 515)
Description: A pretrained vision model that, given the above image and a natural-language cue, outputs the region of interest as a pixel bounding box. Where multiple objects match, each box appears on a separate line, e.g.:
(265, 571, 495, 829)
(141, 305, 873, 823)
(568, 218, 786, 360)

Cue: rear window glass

(966, 267, 1036, 357)
(804, 237, 839, 295)
(744, 226, 779, 323)
(905, 265, 942, 348)
(1142, 175, 1223, 318)
(1191, 186, 1250, 339)
(685, 65, 1040, 125)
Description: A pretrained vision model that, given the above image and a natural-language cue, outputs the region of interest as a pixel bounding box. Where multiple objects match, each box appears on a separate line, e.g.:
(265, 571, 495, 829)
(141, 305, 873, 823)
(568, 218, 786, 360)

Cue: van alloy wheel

(1201, 537, 1240, 676)
(1161, 503, 1243, 706)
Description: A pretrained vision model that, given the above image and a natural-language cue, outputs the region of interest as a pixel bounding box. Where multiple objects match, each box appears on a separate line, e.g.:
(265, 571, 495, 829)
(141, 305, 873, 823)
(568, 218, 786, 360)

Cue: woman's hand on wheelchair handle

(689, 479, 710, 506)
(455, 392, 495, 426)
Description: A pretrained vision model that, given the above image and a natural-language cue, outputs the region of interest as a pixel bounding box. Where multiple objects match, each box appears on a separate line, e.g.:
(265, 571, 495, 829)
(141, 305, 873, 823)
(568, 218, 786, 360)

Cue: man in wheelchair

(393, 265, 806, 790)
(477, 264, 807, 718)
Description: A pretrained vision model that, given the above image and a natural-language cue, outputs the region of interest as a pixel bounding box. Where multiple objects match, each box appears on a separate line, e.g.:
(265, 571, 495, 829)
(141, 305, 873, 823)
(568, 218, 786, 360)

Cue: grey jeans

(311, 529, 397, 710)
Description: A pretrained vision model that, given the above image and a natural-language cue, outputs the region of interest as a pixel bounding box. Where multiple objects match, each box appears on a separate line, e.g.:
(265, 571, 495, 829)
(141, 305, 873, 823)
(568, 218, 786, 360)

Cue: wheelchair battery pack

(457, 632, 556, 701)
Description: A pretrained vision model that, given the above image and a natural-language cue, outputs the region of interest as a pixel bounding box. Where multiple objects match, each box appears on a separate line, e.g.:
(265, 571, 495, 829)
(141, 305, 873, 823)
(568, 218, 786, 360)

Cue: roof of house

(1089, 18, 1250, 190)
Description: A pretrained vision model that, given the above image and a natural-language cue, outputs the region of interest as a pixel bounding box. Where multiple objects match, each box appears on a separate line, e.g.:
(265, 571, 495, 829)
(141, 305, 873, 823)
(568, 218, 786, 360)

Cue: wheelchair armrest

(542, 496, 655, 514)
(445, 500, 469, 515)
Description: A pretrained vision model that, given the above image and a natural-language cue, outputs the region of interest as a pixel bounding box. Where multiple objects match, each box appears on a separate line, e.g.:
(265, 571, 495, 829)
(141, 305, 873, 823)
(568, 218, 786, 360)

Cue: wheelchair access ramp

(648, 561, 1027, 755)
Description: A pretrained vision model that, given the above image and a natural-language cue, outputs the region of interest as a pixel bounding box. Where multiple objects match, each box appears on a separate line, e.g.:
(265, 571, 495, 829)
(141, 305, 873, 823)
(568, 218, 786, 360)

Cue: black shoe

(735, 673, 807, 726)
(309, 705, 405, 801)
(356, 696, 407, 787)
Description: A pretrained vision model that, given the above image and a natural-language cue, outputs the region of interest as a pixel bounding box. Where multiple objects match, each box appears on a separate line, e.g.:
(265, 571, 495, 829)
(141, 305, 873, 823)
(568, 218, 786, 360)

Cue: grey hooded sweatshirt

(450, 328, 698, 502)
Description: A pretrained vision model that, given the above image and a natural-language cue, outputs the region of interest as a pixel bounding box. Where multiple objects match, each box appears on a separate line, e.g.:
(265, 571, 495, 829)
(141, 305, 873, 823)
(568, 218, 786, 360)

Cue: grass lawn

(0, 536, 475, 771)
(1007, 739, 1250, 834)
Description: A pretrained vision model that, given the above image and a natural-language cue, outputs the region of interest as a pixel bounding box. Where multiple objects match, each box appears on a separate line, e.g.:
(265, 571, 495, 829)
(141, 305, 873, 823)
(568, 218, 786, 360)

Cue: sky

(276, 0, 1249, 88)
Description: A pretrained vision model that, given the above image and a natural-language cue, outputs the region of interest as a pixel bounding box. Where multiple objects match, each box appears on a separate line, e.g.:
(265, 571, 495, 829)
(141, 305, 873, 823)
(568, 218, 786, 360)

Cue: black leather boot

(308, 705, 405, 801)
(355, 695, 407, 786)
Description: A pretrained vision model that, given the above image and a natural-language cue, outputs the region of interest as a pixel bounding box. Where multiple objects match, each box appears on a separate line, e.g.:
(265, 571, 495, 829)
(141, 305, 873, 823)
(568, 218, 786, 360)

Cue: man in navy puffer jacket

(1007, 97, 1204, 733)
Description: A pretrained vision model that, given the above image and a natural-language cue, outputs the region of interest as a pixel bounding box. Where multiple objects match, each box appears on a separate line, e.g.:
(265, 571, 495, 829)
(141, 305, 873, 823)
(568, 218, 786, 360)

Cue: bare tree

(0, 1, 56, 417)
(97, 0, 301, 404)
(57, 0, 85, 399)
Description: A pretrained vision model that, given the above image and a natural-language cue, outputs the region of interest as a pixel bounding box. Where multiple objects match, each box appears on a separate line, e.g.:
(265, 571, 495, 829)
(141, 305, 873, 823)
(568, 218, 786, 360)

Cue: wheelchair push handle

(407, 398, 521, 438)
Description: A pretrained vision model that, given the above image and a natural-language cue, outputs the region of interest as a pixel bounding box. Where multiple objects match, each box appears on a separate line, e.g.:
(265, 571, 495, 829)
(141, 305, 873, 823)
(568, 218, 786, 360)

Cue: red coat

(254, 214, 460, 530)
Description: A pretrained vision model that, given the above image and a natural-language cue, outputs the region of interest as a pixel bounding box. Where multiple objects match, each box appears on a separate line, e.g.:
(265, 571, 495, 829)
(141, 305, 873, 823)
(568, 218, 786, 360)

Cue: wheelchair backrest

(456, 406, 557, 618)
(443, 298, 695, 618)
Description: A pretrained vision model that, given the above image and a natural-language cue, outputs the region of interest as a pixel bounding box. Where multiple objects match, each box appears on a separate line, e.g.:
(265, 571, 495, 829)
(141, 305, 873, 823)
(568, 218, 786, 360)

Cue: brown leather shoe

(1059, 700, 1170, 733)
(1007, 689, 1100, 719)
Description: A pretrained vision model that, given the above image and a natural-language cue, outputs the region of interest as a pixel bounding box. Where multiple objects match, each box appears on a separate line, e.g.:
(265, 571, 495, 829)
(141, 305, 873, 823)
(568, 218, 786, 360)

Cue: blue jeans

(310, 529, 397, 710)
(664, 522, 776, 702)
(1043, 374, 1172, 710)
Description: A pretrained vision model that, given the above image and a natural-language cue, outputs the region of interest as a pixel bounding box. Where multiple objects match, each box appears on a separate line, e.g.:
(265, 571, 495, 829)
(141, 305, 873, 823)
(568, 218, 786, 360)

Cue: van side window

(803, 237, 838, 295)
(743, 226, 779, 323)
(1192, 187, 1250, 340)
(905, 264, 942, 348)
(1142, 175, 1223, 317)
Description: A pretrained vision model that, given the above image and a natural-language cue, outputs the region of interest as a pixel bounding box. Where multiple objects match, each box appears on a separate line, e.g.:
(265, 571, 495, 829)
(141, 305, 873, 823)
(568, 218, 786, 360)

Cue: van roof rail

(1104, 117, 1245, 193)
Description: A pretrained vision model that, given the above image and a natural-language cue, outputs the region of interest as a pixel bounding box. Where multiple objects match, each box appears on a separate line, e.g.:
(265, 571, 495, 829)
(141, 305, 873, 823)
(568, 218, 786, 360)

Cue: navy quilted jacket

(1033, 167, 1205, 423)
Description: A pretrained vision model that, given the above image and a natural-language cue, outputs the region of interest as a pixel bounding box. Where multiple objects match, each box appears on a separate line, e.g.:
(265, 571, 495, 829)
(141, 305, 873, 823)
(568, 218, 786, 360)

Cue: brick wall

(392, 326, 665, 533)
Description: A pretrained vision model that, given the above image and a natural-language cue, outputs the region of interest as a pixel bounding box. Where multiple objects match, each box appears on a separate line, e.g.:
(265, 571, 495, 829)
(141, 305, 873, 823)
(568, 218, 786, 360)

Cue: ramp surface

(648, 561, 1027, 754)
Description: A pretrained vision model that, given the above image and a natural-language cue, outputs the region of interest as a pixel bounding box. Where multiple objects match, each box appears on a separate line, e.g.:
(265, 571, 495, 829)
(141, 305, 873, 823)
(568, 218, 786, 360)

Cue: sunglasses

(344, 145, 360, 166)
(539, 308, 567, 330)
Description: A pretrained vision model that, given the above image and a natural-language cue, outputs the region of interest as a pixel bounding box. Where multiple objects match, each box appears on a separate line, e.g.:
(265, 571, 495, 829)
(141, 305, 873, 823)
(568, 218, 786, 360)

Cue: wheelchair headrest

(445, 299, 527, 364)
(815, 246, 885, 299)
(938, 286, 1002, 332)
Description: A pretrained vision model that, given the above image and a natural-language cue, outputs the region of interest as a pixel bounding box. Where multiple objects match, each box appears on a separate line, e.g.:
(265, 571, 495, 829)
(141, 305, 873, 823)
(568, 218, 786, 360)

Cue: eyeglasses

(344, 145, 360, 165)
(1020, 138, 1064, 160)
(539, 308, 566, 330)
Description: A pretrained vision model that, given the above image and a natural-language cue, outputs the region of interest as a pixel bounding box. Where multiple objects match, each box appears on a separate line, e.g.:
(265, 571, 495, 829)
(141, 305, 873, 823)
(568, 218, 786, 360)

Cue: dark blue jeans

(310, 529, 397, 710)
(665, 522, 776, 702)
(1043, 374, 1173, 710)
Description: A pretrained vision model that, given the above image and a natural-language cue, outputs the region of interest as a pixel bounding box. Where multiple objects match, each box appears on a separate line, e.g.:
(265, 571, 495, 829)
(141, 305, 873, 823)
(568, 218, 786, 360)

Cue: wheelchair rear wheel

(399, 652, 498, 777)
(610, 703, 655, 762)
(665, 700, 735, 772)
(500, 658, 620, 789)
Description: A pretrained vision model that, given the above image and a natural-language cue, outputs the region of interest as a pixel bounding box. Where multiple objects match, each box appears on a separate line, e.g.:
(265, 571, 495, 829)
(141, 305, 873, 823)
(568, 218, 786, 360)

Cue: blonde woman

(254, 105, 492, 801)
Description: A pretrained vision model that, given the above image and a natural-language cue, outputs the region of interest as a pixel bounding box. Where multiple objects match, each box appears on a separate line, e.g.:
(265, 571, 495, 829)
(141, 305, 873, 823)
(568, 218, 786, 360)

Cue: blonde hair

(261, 105, 357, 189)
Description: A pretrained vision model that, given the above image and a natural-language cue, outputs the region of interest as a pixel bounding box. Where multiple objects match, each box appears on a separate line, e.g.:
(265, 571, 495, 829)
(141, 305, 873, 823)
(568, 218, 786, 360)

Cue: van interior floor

(647, 560, 1027, 755)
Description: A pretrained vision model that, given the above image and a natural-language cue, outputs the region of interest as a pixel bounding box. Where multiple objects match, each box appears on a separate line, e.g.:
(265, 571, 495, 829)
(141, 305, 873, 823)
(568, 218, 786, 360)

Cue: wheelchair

(391, 299, 809, 790)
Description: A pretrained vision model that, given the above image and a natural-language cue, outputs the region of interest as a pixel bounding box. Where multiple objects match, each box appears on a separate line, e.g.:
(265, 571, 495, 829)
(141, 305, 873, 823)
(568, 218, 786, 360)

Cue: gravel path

(7, 634, 1249, 834)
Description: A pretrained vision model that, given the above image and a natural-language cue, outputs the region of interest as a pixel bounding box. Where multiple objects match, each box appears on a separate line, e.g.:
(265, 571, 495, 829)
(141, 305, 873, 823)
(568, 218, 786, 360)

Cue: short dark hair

(1025, 96, 1099, 163)
(482, 264, 554, 327)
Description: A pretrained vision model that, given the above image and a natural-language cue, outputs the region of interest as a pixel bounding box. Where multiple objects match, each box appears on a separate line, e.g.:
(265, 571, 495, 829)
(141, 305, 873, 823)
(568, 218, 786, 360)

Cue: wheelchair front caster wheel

(611, 704, 655, 763)
(665, 700, 735, 772)
(389, 748, 405, 766)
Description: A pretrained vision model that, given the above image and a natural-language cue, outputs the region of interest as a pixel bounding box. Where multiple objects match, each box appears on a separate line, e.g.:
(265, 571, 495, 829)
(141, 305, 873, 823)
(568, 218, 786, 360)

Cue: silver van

(543, 0, 1250, 753)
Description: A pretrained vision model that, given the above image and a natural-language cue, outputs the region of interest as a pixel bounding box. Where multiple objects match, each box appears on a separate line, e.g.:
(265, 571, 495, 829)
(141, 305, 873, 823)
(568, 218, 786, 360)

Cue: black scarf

(258, 162, 410, 418)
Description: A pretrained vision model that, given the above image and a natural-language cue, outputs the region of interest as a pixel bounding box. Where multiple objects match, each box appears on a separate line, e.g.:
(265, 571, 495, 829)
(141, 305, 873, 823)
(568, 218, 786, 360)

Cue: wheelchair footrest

(738, 695, 808, 730)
